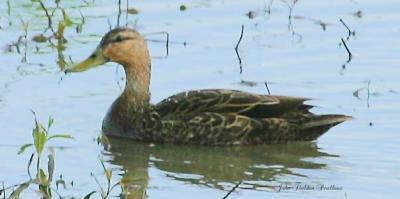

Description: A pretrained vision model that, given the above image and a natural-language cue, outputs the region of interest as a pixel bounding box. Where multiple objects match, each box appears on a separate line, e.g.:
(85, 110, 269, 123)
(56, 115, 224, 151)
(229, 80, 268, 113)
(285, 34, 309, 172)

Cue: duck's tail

(298, 114, 352, 141)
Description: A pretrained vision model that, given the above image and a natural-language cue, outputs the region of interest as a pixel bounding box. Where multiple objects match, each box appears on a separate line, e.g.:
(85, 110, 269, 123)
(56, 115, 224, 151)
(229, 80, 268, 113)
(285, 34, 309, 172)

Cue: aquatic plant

(85, 160, 121, 199)
(0, 112, 73, 199)
(0, 112, 129, 199)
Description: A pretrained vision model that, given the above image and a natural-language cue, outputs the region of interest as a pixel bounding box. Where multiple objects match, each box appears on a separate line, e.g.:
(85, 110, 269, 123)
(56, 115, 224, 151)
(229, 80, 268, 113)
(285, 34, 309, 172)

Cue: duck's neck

(120, 62, 151, 112)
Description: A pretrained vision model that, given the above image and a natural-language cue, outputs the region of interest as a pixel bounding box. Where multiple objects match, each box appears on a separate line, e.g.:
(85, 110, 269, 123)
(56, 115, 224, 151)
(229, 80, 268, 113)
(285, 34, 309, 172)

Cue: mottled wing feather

(149, 112, 298, 145)
(144, 89, 331, 145)
(155, 89, 308, 118)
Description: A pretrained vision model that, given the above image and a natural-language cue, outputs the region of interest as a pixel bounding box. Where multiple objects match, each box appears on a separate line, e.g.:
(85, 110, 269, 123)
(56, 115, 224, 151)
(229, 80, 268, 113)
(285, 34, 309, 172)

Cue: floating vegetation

(352, 81, 381, 108)
(353, 10, 363, 18)
(293, 16, 331, 31)
(3, 0, 86, 70)
(32, 34, 48, 43)
(235, 79, 258, 87)
(179, 4, 187, 11)
(246, 10, 258, 19)
(127, 7, 139, 15)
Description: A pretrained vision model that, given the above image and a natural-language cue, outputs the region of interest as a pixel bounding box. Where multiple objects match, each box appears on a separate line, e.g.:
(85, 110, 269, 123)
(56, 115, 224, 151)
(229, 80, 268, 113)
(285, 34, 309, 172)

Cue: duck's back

(102, 89, 350, 145)
(152, 89, 349, 145)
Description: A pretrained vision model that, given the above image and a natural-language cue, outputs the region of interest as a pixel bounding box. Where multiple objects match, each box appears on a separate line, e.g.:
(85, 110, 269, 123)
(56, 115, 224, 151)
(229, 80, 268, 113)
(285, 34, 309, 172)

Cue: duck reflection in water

(102, 138, 337, 198)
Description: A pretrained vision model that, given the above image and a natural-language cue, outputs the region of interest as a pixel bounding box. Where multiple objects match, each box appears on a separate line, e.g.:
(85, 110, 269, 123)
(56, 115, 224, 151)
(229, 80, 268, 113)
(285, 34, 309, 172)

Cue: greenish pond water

(0, 0, 399, 198)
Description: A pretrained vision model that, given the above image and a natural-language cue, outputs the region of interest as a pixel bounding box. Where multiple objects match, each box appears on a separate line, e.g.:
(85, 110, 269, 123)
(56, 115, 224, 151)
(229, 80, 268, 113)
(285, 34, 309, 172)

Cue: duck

(65, 27, 351, 145)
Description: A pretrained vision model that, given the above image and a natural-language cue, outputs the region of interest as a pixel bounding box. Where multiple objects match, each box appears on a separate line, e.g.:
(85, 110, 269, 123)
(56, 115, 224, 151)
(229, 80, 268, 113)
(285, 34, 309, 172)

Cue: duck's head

(65, 27, 150, 73)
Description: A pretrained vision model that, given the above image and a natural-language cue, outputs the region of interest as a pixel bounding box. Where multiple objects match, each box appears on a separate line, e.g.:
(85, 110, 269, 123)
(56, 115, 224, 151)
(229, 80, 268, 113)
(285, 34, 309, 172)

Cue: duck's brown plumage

(66, 27, 351, 145)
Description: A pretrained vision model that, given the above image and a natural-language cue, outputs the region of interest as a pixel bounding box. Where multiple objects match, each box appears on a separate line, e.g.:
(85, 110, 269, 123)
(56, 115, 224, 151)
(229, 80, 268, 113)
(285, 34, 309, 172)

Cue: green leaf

(61, 9, 75, 26)
(18, 144, 33, 155)
(83, 191, 97, 199)
(9, 181, 31, 199)
(47, 134, 75, 141)
(39, 169, 48, 186)
(33, 123, 47, 156)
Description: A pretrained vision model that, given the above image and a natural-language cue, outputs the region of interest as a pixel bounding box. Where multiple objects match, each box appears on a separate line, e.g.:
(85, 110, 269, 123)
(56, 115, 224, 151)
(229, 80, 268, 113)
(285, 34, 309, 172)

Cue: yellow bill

(65, 47, 108, 73)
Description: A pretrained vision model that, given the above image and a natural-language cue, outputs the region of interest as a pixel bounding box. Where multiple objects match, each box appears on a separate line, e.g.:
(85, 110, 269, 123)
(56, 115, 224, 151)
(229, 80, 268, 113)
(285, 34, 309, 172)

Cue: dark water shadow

(103, 138, 337, 198)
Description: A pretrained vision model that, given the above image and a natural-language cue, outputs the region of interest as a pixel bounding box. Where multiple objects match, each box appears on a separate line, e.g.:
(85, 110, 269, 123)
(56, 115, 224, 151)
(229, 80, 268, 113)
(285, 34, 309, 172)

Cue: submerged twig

(99, 160, 111, 197)
(222, 181, 242, 199)
(281, 0, 293, 30)
(27, 153, 34, 179)
(144, 31, 170, 56)
(281, 0, 302, 42)
(339, 19, 355, 40)
(117, 0, 122, 26)
(339, 19, 351, 34)
(91, 172, 104, 197)
(125, 0, 129, 26)
(38, 0, 55, 34)
(341, 38, 352, 63)
(235, 25, 244, 74)
(76, 10, 85, 33)
(264, 82, 271, 95)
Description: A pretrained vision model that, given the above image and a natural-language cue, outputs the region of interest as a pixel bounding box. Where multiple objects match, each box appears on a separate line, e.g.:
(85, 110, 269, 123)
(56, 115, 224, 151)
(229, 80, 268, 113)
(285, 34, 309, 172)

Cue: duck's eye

(114, 35, 123, 42)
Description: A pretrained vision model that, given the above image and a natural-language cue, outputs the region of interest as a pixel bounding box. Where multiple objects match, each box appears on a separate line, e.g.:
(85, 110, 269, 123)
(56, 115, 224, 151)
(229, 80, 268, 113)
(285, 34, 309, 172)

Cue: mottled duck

(65, 27, 351, 145)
